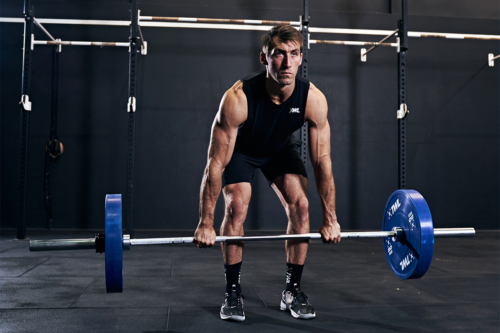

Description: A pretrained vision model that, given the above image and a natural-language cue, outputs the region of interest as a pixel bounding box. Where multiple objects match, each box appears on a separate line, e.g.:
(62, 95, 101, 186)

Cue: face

(261, 37, 303, 86)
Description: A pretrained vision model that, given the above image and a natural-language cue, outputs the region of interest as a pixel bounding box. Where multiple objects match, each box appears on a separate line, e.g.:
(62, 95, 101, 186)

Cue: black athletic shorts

(222, 143, 308, 187)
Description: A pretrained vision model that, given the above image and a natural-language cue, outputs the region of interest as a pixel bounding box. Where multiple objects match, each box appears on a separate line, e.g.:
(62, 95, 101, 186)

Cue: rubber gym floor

(0, 229, 498, 332)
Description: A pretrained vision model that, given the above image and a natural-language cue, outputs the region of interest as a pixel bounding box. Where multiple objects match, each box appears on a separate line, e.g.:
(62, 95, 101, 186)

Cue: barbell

(29, 189, 475, 293)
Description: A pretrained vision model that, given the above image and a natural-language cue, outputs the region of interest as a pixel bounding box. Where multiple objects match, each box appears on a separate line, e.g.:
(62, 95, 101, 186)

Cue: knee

(289, 197, 309, 221)
(225, 199, 249, 225)
(288, 197, 309, 234)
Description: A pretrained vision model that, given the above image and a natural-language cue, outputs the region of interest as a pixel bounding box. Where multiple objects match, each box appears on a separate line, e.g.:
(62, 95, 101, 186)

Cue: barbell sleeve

(29, 238, 96, 251)
(433, 228, 475, 237)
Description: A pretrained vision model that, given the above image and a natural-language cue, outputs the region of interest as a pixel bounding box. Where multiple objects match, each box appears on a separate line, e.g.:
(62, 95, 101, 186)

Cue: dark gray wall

(1, 0, 499, 232)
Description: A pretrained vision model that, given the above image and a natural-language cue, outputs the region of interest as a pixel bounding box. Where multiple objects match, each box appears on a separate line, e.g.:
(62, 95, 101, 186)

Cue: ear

(260, 52, 268, 66)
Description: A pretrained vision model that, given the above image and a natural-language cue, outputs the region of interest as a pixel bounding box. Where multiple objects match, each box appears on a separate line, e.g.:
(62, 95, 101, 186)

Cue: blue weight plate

(105, 194, 123, 293)
(382, 190, 434, 279)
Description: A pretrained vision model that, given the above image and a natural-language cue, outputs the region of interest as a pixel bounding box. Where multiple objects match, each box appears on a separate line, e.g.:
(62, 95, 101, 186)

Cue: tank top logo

(289, 108, 300, 113)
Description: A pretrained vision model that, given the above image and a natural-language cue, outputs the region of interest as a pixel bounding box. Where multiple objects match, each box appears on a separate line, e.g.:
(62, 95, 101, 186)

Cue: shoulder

(218, 80, 248, 127)
(305, 82, 328, 123)
(223, 80, 247, 111)
(307, 82, 327, 107)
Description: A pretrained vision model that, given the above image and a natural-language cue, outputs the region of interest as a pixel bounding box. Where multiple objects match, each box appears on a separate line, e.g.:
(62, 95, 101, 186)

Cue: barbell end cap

(123, 234, 131, 251)
(392, 227, 404, 242)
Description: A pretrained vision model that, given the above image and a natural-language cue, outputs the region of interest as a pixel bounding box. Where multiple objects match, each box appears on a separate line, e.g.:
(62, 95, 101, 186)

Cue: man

(194, 24, 341, 321)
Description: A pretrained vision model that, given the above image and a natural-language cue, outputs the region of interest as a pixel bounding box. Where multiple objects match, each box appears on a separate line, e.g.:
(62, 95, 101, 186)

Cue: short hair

(261, 24, 304, 56)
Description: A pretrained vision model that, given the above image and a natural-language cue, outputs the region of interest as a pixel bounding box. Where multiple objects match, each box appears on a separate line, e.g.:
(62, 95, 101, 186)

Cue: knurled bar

(140, 16, 300, 26)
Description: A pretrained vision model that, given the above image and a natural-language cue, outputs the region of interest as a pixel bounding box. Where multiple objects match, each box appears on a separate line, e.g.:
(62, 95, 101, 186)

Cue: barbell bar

(29, 190, 475, 293)
(29, 228, 474, 250)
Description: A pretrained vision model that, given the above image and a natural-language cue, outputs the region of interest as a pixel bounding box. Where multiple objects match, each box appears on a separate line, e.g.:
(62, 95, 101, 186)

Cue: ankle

(285, 262, 304, 291)
(225, 261, 242, 294)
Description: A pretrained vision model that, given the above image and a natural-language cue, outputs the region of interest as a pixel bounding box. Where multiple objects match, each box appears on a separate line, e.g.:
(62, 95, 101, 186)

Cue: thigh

(270, 173, 308, 207)
(260, 144, 308, 186)
(222, 151, 257, 187)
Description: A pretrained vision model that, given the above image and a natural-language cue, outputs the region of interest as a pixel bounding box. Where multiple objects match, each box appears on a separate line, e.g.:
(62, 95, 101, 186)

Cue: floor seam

(69, 277, 97, 308)
(18, 257, 51, 277)
(165, 307, 170, 331)
(247, 276, 267, 307)
(0, 245, 22, 253)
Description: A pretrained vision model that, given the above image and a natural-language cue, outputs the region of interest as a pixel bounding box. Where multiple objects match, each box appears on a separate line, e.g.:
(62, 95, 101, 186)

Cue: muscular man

(194, 24, 341, 321)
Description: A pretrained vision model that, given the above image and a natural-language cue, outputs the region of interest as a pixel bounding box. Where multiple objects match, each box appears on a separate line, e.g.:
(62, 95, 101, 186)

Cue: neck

(264, 72, 295, 105)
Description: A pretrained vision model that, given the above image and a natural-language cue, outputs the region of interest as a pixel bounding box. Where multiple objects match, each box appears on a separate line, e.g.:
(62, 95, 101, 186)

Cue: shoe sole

(280, 300, 316, 319)
(220, 311, 245, 322)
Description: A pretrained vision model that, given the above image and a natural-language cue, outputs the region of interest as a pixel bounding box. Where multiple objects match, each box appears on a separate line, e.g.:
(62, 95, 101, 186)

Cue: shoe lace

(292, 287, 308, 304)
(226, 292, 245, 307)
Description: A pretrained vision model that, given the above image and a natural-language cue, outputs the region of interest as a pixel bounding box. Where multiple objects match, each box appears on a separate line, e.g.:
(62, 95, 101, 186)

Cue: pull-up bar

(139, 15, 301, 26)
(28, 17, 141, 53)
(408, 32, 500, 40)
(33, 40, 129, 47)
(2, 17, 499, 41)
(310, 40, 397, 48)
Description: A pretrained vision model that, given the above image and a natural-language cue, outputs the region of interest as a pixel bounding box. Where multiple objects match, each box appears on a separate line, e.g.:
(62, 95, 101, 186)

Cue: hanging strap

(44, 45, 63, 229)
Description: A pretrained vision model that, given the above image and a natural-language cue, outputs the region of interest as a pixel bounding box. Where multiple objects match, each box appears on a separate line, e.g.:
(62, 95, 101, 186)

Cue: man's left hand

(319, 221, 341, 244)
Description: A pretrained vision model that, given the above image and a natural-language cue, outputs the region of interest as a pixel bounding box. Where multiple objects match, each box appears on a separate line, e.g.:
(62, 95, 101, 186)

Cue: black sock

(224, 262, 242, 294)
(285, 263, 304, 291)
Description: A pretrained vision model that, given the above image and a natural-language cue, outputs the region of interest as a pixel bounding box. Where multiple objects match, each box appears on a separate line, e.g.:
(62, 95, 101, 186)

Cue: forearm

(312, 158, 337, 224)
(198, 162, 223, 227)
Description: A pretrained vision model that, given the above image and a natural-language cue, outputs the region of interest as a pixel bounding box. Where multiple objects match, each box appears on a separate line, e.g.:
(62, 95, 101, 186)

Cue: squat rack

(13, 0, 147, 239)
(4, 0, 499, 239)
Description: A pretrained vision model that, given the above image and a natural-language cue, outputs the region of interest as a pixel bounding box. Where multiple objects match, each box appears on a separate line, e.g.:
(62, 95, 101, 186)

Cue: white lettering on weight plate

(387, 199, 401, 219)
(400, 253, 416, 271)
(408, 211, 415, 230)
(385, 238, 393, 255)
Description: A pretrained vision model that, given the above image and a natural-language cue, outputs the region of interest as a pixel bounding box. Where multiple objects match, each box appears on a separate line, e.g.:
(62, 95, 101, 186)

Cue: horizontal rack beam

(310, 40, 398, 47)
(309, 27, 500, 40)
(408, 32, 500, 40)
(1, 17, 499, 40)
(140, 15, 300, 26)
(138, 21, 275, 31)
(34, 40, 129, 47)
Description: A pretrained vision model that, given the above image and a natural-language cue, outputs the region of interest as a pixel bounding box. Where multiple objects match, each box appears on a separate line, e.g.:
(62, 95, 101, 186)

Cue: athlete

(194, 24, 341, 321)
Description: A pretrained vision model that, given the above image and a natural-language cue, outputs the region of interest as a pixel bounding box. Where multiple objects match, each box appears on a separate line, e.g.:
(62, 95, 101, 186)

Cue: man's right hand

(194, 224, 217, 248)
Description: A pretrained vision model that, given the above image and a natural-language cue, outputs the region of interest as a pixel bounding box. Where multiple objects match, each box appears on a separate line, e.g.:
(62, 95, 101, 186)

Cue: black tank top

(234, 70, 310, 157)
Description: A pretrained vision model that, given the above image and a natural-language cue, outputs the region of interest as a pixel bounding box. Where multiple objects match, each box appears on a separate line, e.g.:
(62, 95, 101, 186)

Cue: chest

(243, 91, 305, 137)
